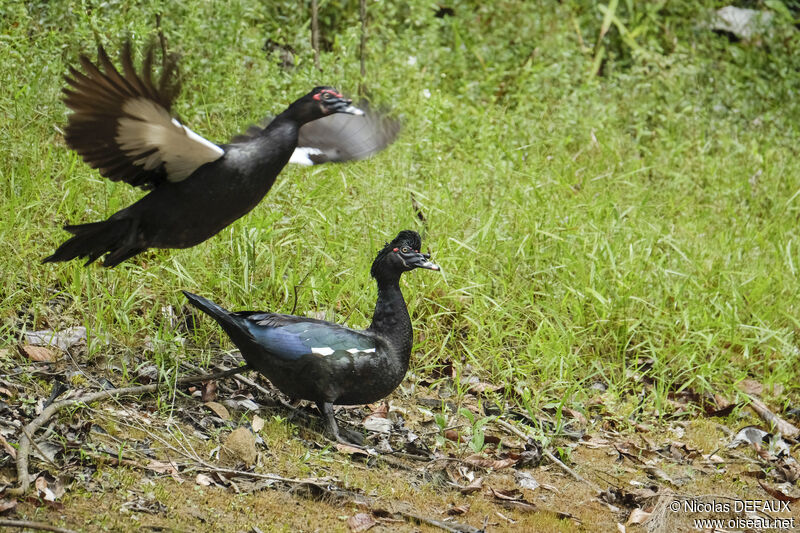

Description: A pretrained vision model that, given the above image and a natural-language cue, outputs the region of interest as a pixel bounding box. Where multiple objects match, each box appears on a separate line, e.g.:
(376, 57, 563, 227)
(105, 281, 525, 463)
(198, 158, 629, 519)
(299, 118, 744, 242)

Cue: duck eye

(322, 92, 332, 100)
(401, 247, 409, 253)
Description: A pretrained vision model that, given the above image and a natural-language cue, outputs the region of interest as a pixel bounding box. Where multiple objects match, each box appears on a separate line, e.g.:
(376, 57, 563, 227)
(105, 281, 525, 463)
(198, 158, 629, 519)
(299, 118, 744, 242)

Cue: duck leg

(319, 401, 364, 446)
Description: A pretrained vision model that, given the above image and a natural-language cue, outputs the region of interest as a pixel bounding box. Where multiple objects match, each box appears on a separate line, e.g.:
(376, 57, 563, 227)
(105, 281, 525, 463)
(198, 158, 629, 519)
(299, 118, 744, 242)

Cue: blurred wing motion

(232, 103, 400, 166)
(292, 103, 400, 165)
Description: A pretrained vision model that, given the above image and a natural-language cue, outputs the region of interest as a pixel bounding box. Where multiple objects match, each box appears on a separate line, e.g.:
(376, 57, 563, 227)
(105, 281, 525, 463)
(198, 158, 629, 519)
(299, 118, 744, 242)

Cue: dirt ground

(2, 349, 800, 532)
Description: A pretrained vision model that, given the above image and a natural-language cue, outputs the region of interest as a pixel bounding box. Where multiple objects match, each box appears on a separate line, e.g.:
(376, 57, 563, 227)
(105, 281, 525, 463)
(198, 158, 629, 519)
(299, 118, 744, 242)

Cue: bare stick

(400, 511, 482, 533)
(0, 519, 78, 533)
(6, 365, 249, 495)
(745, 394, 800, 438)
(493, 418, 600, 491)
(311, 0, 321, 71)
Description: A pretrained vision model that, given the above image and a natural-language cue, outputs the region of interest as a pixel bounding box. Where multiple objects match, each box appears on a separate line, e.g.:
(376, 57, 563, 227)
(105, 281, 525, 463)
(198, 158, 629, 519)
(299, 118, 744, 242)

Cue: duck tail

(43, 219, 141, 267)
(182, 291, 248, 339)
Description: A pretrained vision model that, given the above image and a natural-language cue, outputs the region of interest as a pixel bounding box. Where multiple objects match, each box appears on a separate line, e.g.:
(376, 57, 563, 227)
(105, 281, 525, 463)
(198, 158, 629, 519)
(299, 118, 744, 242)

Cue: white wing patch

(289, 147, 324, 166)
(311, 347, 335, 356)
(116, 97, 224, 181)
(346, 347, 376, 354)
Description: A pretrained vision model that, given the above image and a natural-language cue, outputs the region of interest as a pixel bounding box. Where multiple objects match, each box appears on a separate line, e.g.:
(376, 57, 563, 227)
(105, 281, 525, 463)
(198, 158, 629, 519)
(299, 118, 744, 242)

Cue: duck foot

(320, 401, 365, 447)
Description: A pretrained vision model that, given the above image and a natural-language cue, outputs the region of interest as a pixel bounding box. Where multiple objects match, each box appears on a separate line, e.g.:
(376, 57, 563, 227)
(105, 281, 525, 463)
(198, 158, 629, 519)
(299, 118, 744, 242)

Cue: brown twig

(6, 365, 249, 495)
(745, 394, 800, 438)
(400, 511, 482, 533)
(0, 519, 78, 533)
(493, 418, 601, 491)
(311, 0, 321, 71)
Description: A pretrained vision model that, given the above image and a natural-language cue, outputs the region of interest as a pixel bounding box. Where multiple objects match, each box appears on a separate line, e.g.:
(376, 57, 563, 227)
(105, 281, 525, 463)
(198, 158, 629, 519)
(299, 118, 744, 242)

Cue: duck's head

(303, 86, 364, 118)
(371, 230, 439, 281)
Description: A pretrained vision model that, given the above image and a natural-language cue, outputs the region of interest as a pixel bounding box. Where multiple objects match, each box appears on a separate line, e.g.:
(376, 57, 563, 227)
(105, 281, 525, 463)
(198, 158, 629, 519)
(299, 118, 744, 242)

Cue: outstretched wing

(293, 103, 400, 165)
(238, 312, 377, 362)
(63, 42, 224, 189)
(231, 103, 400, 166)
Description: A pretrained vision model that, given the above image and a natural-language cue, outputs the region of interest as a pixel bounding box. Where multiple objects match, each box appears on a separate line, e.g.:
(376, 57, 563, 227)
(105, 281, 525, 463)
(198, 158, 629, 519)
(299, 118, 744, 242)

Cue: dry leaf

(25, 326, 86, 350)
(464, 454, 517, 470)
(203, 401, 230, 420)
(447, 504, 470, 516)
(19, 345, 58, 362)
(626, 508, 651, 526)
(617, 523, 626, 533)
(515, 471, 540, 491)
(444, 429, 466, 443)
(146, 459, 182, 482)
(739, 378, 764, 396)
(490, 488, 523, 501)
(336, 443, 373, 456)
(747, 396, 800, 438)
(0, 498, 17, 514)
(758, 480, 800, 502)
(347, 512, 376, 532)
(195, 473, 214, 486)
(565, 408, 588, 425)
(201, 381, 217, 402)
(34, 476, 56, 502)
(251, 414, 265, 433)
(0, 434, 17, 459)
(460, 476, 483, 495)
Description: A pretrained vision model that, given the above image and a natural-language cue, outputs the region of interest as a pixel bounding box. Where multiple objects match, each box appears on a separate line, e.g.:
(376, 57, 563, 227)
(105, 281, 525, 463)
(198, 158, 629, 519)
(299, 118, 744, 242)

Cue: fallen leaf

(347, 512, 376, 532)
(565, 408, 588, 425)
(34, 476, 56, 502)
(447, 504, 470, 516)
(146, 460, 183, 482)
(617, 523, 626, 533)
(487, 488, 538, 513)
(626, 508, 651, 525)
(335, 443, 373, 457)
(363, 417, 392, 433)
(490, 488, 523, 501)
(203, 401, 230, 420)
(758, 480, 800, 502)
(18, 345, 58, 362)
(459, 476, 483, 495)
(252, 414, 265, 433)
(464, 454, 517, 470)
(738, 378, 764, 396)
(0, 435, 17, 459)
(201, 381, 217, 402)
(444, 429, 466, 443)
(195, 473, 214, 486)
(24, 326, 86, 350)
(644, 466, 674, 485)
(0, 498, 17, 514)
(515, 471, 540, 491)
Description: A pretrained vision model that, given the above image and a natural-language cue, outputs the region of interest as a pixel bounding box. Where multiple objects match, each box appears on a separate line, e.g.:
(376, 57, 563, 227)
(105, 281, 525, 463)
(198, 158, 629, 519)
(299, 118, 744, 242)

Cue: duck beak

(408, 252, 440, 271)
(341, 102, 365, 116)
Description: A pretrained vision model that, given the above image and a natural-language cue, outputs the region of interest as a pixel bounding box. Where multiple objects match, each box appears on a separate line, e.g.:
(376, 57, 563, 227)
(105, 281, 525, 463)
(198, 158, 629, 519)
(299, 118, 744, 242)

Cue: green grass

(2, 0, 800, 425)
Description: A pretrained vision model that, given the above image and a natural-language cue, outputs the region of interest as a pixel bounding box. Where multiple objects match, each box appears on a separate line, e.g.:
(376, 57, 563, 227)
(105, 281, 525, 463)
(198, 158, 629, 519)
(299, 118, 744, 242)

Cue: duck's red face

(311, 87, 364, 116)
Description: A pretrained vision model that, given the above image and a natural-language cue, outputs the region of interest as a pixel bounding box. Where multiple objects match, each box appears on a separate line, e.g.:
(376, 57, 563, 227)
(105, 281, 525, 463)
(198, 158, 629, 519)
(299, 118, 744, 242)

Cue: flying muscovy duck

(44, 41, 398, 267)
(184, 230, 439, 444)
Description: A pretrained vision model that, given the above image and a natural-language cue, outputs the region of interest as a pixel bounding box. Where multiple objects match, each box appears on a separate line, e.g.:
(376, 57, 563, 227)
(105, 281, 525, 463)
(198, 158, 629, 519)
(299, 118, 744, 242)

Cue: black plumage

(44, 41, 398, 267)
(183, 230, 439, 444)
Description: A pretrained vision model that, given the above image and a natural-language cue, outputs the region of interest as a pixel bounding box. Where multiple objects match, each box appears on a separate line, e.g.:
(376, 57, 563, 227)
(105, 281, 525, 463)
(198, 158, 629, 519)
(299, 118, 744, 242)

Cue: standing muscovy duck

(44, 41, 398, 267)
(183, 230, 439, 444)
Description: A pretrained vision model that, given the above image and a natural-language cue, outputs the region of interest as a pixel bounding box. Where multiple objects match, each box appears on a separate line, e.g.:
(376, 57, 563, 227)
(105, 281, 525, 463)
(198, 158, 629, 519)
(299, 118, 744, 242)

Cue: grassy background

(1, 0, 799, 431)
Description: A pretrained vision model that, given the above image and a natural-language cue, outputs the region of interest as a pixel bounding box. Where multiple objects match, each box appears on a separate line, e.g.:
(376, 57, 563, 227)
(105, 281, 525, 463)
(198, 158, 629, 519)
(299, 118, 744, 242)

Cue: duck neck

(368, 275, 413, 359)
(273, 101, 320, 127)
